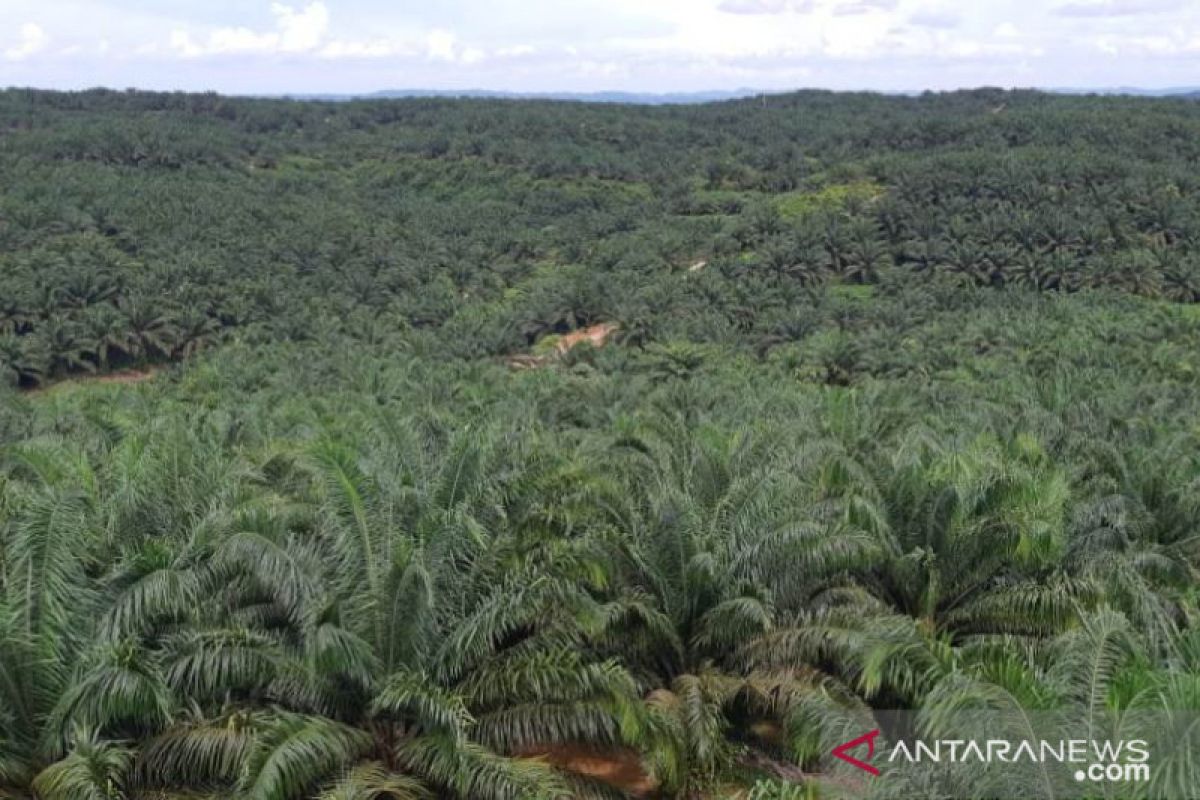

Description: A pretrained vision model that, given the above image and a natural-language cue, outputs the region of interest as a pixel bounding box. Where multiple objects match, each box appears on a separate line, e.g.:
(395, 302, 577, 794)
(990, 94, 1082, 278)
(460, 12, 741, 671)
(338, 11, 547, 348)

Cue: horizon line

(5, 83, 1199, 96)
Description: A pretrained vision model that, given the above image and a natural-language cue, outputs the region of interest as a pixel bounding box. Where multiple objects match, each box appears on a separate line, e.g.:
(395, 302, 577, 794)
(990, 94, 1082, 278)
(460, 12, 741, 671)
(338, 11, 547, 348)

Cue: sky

(2, 0, 1200, 94)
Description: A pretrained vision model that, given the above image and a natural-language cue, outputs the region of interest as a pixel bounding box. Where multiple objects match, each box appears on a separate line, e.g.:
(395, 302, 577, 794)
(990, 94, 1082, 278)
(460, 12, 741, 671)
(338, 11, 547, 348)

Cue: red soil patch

(554, 322, 619, 355)
(504, 323, 619, 370)
(520, 744, 657, 797)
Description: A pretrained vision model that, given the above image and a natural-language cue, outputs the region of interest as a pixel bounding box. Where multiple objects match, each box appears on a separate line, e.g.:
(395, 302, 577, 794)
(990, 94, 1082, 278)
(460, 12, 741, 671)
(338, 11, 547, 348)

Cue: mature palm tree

(1, 425, 650, 800)
(0, 291, 36, 336)
(1137, 190, 1188, 248)
(760, 233, 826, 289)
(1065, 434, 1200, 654)
(746, 432, 1083, 707)
(1112, 250, 1163, 298)
(80, 303, 133, 371)
(0, 439, 103, 791)
(939, 230, 990, 287)
(0, 332, 50, 388)
(40, 315, 95, 378)
(1156, 249, 1200, 303)
(117, 297, 175, 362)
(843, 222, 890, 285)
(602, 416, 876, 795)
(171, 309, 221, 360)
(1010, 251, 1051, 291)
(891, 609, 1200, 800)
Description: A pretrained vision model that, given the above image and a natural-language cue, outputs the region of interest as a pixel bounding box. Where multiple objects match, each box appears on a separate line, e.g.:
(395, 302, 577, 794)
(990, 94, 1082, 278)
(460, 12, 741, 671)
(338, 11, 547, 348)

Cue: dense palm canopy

(3, 87, 1200, 798)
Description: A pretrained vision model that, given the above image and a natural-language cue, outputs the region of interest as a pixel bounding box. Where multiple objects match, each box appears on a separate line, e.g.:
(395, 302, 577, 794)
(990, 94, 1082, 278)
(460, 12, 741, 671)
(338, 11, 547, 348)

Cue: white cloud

(1055, 0, 1181, 17)
(426, 29, 458, 61)
(621, 0, 1018, 63)
(319, 39, 406, 59)
(272, 2, 328, 51)
(424, 29, 486, 64)
(718, 0, 803, 14)
(163, 2, 454, 62)
(8, 0, 1200, 94)
(909, 10, 962, 29)
(832, 0, 898, 16)
(819, 13, 895, 56)
(170, 2, 330, 57)
(169, 30, 202, 58)
(717, 0, 896, 14)
(496, 44, 537, 58)
(577, 59, 629, 78)
(1091, 32, 1200, 55)
(5, 22, 49, 61)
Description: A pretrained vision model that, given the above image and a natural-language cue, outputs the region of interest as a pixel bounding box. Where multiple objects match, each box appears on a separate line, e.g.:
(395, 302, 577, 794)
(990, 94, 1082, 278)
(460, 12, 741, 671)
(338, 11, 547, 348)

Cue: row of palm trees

(0, 298, 219, 388)
(727, 203, 1200, 299)
(3, 395, 1197, 799)
(10, 228, 1197, 392)
(9, 86, 1200, 391)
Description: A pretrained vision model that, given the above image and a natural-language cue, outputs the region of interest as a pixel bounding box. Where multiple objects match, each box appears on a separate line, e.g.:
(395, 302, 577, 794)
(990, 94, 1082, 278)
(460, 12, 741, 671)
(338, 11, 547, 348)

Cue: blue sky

(2, 0, 1200, 93)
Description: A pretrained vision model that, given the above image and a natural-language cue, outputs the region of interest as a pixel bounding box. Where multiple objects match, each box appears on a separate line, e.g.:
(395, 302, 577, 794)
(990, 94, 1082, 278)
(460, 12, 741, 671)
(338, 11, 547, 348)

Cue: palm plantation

(4, 87, 1200, 798)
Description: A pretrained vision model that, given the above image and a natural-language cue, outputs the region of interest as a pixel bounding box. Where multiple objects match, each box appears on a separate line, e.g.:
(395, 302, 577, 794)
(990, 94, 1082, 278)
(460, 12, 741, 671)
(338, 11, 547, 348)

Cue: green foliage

(748, 780, 818, 800)
(3, 87, 1200, 799)
(774, 181, 884, 220)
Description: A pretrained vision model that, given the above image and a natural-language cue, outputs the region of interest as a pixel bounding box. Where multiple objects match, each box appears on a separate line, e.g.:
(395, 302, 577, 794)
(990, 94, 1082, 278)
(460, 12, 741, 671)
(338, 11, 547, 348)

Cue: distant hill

(1047, 86, 1200, 97)
(268, 86, 1200, 105)
(279, 88, 768, 105)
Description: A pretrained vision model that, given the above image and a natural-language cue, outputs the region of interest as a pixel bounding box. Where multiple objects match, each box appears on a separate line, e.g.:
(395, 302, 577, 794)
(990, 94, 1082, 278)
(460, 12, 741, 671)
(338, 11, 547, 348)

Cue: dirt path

(26, 367, 161, 395)
(520, 744, 657, 797)
(82, 368, 160, 385)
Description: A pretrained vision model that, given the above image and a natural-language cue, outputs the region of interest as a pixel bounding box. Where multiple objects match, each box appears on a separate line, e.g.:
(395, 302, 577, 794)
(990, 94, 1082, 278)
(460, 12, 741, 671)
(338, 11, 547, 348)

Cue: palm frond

(316, 761, 432, 800)
(32, 730, 133, 800)
(396, 734, 570, 800)
(240, 712, 372, 800)
(371, 670, 473, 741)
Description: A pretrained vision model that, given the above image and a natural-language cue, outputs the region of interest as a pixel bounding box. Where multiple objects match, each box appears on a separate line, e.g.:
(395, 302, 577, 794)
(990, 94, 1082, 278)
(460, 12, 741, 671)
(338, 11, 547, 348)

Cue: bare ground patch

(519, 744, 657, 797)
(27, 367, 162, 395)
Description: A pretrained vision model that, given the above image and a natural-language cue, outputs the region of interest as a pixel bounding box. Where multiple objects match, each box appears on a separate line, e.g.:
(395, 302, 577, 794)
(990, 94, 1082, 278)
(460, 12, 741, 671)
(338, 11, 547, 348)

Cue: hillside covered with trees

(1, 87, 1200, 799)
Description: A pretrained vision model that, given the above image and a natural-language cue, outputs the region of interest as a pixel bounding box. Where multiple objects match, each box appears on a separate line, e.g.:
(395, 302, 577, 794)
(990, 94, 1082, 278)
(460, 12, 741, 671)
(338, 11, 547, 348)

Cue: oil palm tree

(746, 432, 1083, 708)
(1, 425, 650, 800)
(0, 332, 50, 388)
(602, 415, 877, 795)
(890, 609, 1200, 800)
